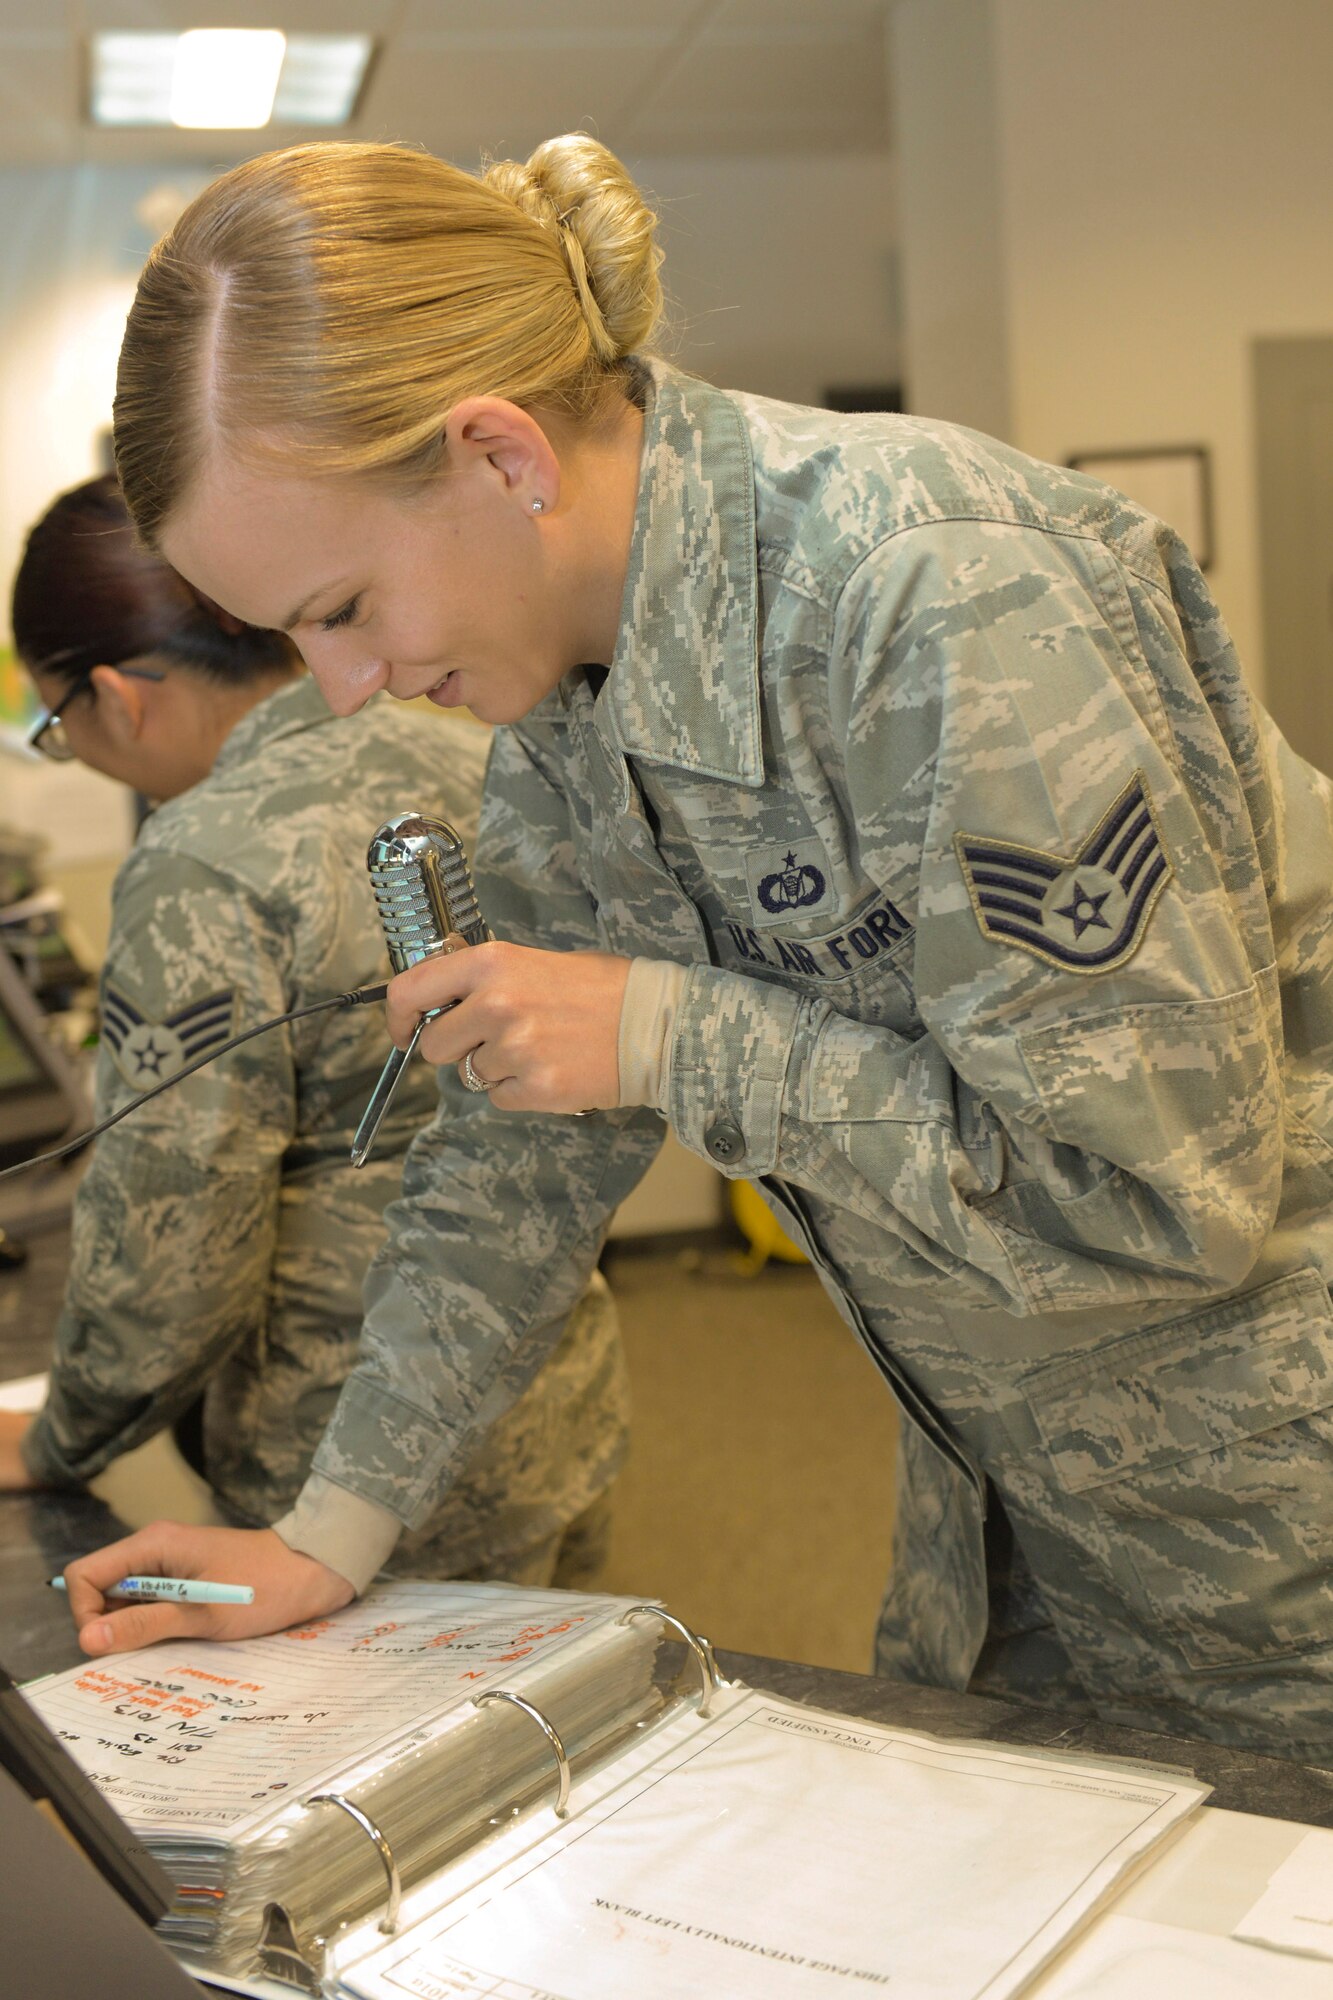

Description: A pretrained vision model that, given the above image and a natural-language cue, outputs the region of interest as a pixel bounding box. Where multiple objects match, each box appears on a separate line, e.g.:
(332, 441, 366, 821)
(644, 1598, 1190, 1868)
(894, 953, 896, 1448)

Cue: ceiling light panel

(170, 29, 285, 129)
(88, 30, 374, 129)
(89, 33, 178, 127)
(274, 36, 375, 124)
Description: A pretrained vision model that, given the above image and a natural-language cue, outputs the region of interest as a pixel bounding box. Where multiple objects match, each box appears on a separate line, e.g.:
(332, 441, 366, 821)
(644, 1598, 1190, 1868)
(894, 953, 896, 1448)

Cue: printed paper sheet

(339, 1688, 1208, 2000)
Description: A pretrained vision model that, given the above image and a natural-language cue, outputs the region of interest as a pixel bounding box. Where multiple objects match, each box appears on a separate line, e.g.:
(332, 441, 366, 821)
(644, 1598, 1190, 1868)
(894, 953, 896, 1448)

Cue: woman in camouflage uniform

(65, 137, 1333, 1762)
(0, 474, 628, 1588)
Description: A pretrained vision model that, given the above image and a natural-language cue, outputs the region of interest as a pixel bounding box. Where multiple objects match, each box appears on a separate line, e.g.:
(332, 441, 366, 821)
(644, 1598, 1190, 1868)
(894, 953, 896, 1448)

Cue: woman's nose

(300, 643, 390, 715)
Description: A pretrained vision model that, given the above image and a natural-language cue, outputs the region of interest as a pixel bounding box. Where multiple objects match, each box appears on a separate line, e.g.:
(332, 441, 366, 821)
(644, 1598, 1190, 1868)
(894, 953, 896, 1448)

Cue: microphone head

(366, 812, 488, 973)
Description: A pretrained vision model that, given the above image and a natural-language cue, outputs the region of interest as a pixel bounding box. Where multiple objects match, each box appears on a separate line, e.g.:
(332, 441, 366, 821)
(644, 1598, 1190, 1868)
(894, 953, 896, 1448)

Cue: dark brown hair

(11, 472, 295, 697)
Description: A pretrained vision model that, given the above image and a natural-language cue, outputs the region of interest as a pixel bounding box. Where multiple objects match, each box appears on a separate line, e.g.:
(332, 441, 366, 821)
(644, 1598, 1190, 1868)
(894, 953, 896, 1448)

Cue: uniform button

(704, 1116, 745, 1164)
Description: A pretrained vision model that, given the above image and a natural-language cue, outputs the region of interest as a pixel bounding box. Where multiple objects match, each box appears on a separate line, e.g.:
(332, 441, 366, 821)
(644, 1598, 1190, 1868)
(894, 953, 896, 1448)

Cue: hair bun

(484, 135, 663, 364)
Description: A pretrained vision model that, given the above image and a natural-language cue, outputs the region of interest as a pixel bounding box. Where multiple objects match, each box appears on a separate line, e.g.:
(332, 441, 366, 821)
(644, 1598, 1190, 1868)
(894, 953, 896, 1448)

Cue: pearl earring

(531, 498, 545, 513)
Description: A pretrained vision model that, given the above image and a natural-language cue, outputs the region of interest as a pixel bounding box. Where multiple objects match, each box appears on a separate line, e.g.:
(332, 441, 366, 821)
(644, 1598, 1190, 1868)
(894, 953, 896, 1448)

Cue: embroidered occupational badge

(101, 984, 236, 1089)
(744, 838, 833, 928)
(953, 772, 1172, 973)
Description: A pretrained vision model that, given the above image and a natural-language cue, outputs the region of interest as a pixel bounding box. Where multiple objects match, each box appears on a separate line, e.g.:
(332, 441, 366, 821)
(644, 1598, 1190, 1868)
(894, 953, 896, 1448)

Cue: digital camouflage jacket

(306, 364, 1333, 1756)
(23, 676, 628, 1576)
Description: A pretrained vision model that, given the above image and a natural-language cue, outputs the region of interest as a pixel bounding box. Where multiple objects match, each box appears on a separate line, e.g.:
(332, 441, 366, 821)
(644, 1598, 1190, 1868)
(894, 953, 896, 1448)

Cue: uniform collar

(211, 672, 335, 778)
(600, 359, 763, 787)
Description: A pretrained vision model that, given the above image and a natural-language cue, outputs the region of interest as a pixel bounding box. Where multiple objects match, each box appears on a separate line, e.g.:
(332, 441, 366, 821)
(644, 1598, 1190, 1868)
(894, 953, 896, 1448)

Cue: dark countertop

(6, 1216, 1333, 1831)
(716, 1649, 1333, 1828)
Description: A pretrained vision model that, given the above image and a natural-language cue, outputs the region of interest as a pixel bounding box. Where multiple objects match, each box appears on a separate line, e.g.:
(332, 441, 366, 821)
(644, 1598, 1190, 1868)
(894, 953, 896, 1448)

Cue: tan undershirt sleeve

(617, 957, 688, 1112)
(271, 1472, 402, 1595)
(273, 961, 686, 1587)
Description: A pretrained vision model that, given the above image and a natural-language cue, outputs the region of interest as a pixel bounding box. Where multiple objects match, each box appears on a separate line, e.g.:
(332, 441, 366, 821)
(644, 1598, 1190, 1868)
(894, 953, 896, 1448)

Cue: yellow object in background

(730, 1178, 807, 1275)
(0, 643, 39, 738)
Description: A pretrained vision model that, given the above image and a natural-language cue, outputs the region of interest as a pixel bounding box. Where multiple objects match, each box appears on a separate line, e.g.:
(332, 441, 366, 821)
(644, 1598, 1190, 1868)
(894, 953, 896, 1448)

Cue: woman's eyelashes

(319, 595, 362, 632)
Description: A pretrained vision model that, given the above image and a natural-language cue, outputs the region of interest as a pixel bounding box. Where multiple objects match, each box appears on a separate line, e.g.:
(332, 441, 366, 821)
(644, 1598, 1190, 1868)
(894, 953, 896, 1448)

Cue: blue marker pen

(48, 1575, 255, 1605)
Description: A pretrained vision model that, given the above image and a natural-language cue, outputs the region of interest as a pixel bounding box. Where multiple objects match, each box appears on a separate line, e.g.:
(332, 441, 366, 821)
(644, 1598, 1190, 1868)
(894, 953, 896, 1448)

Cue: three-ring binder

(617, 1604, 723, 1716)
(294, 1686, 575, 1963)
(260, 1798, 399, 1995)
(257, 1901, 323, 1993)
(278, 1604, 717, 1972)
(306, 1790, 402, 1934)
(474, 1689, 572, 1817)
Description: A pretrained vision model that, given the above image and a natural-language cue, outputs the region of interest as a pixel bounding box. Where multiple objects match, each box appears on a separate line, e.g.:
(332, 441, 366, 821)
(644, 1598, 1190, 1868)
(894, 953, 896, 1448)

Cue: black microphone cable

(0, 983, 389, 1184)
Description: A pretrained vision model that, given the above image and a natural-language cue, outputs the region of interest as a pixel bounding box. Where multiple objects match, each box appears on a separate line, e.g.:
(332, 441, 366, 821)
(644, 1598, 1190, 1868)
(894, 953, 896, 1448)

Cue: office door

(1254, 336, 1333, 776)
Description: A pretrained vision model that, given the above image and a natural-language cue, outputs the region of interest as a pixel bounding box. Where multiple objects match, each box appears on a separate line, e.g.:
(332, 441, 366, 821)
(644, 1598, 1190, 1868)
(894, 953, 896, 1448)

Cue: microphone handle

(353, 812, 488, 1168)
(350, 1003, 451, 1169)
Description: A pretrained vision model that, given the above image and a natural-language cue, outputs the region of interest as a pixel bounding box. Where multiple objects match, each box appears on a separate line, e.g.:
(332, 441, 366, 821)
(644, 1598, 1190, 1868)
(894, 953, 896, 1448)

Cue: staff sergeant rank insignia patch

(101, 984, 236, 1089)
(953, 771, 1172, 974)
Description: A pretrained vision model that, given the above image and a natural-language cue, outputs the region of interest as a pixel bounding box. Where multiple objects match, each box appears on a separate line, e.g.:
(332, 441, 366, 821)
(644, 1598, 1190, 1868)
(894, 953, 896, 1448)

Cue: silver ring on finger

(461, 1049, 493, 1094)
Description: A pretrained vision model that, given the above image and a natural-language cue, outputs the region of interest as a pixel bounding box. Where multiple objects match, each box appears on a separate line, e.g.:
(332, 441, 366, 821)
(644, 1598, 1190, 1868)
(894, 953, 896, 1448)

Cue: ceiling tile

(625, 30, 888, 154)
(710, 0, 891, 30)
(71, 126, 279, 165)
(0, 0, 894, 164)
(0, 43, 81, 166)
(397, 0, 703, 36)
(0, 4, 73, 28)
(78, 0, 401, 30)
(357, 40, 666, 166)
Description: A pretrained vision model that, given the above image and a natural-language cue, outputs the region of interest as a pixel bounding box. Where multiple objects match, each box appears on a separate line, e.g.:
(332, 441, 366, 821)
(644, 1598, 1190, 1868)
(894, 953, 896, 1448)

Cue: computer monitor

(1, 1664, 197, 2000)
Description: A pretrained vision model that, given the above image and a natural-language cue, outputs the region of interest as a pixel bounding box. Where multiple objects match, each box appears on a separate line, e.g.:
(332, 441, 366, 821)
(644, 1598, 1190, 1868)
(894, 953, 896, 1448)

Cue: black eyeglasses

(26, 664, 167, 764)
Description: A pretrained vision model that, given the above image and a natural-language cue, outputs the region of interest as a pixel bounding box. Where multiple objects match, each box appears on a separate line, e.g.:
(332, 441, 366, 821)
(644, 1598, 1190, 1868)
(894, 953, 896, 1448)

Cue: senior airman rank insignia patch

(953, 771, 1172, 973)
(101, 984, 235, 1089)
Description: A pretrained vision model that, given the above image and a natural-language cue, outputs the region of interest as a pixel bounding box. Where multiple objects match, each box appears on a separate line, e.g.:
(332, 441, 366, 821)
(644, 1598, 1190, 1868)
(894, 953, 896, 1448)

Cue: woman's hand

(387, 940, 631, 1113)
(0, 1410, 38, 1491)
(61, 1521, 355, 1654)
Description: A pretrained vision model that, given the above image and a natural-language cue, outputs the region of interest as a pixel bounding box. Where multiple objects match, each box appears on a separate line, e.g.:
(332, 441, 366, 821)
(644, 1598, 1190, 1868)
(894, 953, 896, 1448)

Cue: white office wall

(0, 166, 193, 658)
(996, 0, 1333, 704)
(891, 0, 1333, 703)
(884, 0, 1010, 439)
(635, 150, 900, 406)
(0, 165, 195, 870)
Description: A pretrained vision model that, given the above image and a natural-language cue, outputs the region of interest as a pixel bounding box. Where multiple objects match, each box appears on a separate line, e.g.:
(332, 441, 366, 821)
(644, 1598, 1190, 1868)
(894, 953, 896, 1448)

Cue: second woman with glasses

(1, 473, 630, 1594)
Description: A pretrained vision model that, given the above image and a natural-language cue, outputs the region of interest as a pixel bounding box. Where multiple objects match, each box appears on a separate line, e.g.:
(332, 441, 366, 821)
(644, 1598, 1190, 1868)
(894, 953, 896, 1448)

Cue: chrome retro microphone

(350, 812, 489, 1168)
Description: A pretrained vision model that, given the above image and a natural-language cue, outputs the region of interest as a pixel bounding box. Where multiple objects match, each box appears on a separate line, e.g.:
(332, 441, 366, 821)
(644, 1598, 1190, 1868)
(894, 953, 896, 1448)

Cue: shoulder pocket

(1024, 1269, 1333, 1668)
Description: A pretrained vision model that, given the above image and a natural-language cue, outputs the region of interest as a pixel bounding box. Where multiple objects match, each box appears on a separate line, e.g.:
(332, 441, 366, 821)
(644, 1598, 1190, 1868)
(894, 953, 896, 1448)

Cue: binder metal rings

(473, 1690, 571, 1817)
(617, 1605, 721, 1716)
(306, 1791, 402, 1935)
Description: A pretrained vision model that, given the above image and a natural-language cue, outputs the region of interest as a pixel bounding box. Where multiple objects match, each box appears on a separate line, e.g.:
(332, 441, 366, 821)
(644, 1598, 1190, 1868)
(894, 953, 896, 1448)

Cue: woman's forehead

(161, 454, 379, 625)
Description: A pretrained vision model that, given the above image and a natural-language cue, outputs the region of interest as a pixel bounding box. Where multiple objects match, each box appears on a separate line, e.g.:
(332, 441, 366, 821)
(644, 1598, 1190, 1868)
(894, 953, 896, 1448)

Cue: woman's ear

(442, 396, 561, 513)
(88, 664, 149, 742)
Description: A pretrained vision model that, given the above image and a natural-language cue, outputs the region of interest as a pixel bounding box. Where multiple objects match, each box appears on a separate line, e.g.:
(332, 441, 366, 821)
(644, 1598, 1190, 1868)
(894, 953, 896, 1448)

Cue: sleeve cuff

(19, 1411, 81, 1490)
(617, 957, 688, 1110)
(270, 1473, 403, 1594)
(666, 963, 806, 1175)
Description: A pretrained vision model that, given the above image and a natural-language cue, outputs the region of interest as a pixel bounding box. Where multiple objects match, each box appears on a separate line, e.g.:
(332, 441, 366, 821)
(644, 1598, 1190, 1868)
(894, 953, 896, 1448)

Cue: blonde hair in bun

(483, 134, 664, 368)
(114, 135, 664, 545)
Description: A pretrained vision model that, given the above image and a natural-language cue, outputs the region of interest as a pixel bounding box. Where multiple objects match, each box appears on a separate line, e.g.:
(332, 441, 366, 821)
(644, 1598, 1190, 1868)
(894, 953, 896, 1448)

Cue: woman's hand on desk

(387, 939, 631, 1114)
(0, 1410, 37, 1491)
(60, 1522, 355, 1654)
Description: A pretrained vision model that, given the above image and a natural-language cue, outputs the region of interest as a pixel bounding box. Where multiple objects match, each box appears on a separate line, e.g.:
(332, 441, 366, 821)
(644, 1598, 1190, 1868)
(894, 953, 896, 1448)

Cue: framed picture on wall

(1066, 444, 1213, 569)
